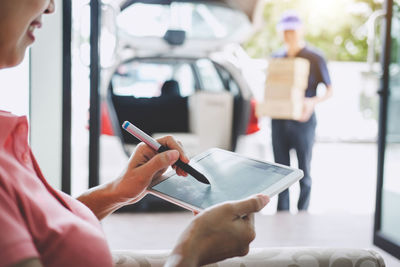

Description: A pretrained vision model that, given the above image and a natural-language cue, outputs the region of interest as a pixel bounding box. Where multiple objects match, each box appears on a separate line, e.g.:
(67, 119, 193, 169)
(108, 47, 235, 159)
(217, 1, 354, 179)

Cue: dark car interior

(105, 57, 254, 212)
(110, 79, 189, 145)
(107, 57, 253, 152)
(95, 0, 259, 212)
(107, 80, 188, 212)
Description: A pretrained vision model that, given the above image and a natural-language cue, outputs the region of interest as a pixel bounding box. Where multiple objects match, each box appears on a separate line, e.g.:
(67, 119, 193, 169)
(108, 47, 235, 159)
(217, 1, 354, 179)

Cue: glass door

(374, 0, 400, 259)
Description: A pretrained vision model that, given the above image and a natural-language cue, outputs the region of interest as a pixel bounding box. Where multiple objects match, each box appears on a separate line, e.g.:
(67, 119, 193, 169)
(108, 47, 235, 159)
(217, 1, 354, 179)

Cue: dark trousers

(271, 113, 317, 211)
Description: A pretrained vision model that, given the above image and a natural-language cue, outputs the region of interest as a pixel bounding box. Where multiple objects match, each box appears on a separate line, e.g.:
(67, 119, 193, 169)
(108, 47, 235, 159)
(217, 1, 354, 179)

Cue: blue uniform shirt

(272, 46, 331, 97)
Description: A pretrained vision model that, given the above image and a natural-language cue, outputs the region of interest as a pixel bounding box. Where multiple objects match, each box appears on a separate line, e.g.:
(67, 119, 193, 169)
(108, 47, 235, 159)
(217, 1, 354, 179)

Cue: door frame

(61, 0, 101, 193)
(62, 0, 72, 194)
(89, 0, 102, 189)
(373, 0, 400, 259)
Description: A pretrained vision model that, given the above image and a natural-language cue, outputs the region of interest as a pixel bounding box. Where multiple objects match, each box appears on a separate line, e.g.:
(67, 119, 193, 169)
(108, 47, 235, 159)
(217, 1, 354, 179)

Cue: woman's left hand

(77, 135, 189, 220)
(114, 135, 189, 205)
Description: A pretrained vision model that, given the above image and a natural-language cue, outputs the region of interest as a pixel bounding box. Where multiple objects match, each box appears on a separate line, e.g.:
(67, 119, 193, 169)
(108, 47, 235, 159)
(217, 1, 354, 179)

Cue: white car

(97, 0, 262, 154)
(95, 0, 263, 210)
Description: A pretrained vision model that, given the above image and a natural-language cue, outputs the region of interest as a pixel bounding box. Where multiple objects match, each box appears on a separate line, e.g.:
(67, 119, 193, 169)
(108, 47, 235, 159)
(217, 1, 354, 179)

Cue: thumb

(140, 150, 180, 178)
(234, 194, 270, 215)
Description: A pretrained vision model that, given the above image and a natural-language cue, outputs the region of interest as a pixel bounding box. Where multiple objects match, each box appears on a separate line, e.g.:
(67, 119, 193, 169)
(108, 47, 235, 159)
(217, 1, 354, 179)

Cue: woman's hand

(77, 135, 189, 220)
(114, 135, 190, 204)
(166, 194, 270, 267)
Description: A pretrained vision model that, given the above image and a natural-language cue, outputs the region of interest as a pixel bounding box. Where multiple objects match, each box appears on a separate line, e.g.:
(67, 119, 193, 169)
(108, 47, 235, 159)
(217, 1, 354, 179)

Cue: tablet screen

(151, 149, 294, 210)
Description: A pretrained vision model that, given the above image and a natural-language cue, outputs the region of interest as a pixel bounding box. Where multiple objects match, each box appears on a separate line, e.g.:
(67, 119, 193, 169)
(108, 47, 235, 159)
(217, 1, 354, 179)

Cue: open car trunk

(107, 0, 262, 58)
(116, 0, 262, 23)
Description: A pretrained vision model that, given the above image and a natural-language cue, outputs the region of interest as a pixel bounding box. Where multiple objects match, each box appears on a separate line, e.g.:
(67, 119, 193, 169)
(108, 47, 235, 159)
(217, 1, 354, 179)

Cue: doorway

(374, 0, 400, 260)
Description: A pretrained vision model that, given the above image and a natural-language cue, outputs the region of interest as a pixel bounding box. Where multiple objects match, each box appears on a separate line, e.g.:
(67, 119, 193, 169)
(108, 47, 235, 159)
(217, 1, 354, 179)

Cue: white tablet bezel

(147, 148, 304, 212)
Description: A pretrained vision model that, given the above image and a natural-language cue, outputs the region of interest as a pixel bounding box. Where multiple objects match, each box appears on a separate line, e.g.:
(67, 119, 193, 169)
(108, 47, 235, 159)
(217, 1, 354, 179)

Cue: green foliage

(244, 0, 384, 61)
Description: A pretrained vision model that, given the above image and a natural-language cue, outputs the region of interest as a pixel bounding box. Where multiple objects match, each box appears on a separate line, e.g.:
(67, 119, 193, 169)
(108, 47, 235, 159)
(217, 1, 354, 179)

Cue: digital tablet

(148, 148, 304, 212)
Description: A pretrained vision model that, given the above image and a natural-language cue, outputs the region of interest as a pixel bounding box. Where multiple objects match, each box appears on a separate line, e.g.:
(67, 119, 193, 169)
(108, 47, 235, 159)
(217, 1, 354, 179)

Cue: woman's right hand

(166, 194, 269, 267)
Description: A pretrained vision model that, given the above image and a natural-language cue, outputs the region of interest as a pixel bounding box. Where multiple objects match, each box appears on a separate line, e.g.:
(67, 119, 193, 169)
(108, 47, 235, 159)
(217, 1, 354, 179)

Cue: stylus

(122, 121, 210, 185)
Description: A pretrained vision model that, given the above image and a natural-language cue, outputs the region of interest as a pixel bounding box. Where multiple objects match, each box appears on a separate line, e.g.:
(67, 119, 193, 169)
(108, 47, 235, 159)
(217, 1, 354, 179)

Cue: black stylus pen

(122, 121, 210, 185)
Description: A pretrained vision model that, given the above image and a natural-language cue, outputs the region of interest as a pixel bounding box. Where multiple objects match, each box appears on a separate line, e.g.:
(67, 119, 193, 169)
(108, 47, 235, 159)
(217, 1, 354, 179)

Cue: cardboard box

(266, 57, 310, 90)
(256, 100, 303, 121)
(264, 84, 305, 100)
(267, 57, 310, 76)
(258, 58, 310, 120)
(266, 74, 309, 89)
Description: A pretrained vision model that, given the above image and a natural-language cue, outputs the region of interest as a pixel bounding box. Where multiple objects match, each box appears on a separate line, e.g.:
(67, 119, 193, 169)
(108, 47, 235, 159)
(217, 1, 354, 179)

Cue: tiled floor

(101, 137, 400, 266)
(79, 116, 400, 265)
(234, 131, 379, 215)
(102, 212, 399, 266)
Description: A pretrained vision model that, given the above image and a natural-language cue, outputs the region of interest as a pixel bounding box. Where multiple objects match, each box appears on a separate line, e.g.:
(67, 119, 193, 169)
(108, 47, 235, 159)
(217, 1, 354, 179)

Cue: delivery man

(272, 11, 333, 211)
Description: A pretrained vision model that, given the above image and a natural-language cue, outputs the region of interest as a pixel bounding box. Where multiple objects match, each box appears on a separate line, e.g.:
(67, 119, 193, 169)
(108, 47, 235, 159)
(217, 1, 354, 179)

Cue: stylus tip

(196, 173, 210, 185)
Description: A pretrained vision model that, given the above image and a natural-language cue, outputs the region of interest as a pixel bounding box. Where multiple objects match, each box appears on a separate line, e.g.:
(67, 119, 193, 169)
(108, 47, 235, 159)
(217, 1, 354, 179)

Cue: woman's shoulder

(0, 110, 15, 117)
(0, 112, 30, 191)
(0, 111, 28, 146)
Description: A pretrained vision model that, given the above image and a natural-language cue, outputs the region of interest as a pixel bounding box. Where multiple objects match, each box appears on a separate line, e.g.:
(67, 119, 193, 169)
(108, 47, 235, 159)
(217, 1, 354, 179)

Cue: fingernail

(167, 150, 179, 162)
(181, 153, 189, 163)
(258, 195, 269, 205)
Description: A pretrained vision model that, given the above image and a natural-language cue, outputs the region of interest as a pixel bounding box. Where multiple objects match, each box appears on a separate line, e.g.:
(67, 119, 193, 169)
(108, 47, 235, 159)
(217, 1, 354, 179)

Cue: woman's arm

(77, 136, 189, 220)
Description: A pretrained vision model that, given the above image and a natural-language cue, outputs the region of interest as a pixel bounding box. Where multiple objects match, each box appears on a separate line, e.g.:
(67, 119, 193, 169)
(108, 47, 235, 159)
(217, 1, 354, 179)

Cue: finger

(177, 168, 184, 176)
(138, 150, 180, 179)
(234, 195, 269, 215)
(175, 166, 188, 176)
(246, 213, 255, 226)
(171, 163, 187, 177)
(157, 136, 190, 175)
(301, 115, 309, 122)
(128, 143, 158, 167)
(240, 214, 256, 244)
(298, 113, 307, 122)
(157, 135, 190, 163)
(249, 218, 256, 241)
(177, 168, 188, 177)
(134, 142, 157, 159)
(176, 140, 190, 171)
(177, 140, 184, 148)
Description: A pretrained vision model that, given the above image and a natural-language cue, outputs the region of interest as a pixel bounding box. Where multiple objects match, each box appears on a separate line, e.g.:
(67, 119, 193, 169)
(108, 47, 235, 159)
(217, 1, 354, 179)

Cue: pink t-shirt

(0, 111, 113, 267)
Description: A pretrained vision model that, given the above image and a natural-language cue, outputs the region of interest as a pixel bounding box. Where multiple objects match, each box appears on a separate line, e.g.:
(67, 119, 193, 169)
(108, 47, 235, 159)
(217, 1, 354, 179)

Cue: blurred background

(0, 0, 398, 265)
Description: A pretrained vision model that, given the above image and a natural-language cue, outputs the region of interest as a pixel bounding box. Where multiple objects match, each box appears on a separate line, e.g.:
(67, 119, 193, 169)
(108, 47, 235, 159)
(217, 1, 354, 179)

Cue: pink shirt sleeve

(0, 184, 39, 267)
(0, 113, 113, 267)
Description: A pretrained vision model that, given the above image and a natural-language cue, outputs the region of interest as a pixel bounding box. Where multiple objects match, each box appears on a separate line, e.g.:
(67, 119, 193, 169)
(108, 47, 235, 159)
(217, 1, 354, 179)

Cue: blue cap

(277, 11, 303, 31)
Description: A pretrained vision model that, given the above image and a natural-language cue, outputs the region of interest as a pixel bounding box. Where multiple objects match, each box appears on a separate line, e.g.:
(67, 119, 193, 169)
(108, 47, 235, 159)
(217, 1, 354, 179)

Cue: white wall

(30, 0, 63, 189)
(0, 52, 30, 116)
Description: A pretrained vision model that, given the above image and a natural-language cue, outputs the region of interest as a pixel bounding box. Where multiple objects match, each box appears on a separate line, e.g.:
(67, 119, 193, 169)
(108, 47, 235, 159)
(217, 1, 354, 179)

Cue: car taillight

(246, 98, 260, 135)
(86, 102, 115, 136)
(101, 101, 114, 136)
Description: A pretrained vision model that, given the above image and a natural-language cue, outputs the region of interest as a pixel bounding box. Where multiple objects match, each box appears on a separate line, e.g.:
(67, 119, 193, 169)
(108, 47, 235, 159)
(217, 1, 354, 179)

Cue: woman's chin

(1, 54, 25, 69)
(7, 47, 28, 68)
(0, 38, 31, 69)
